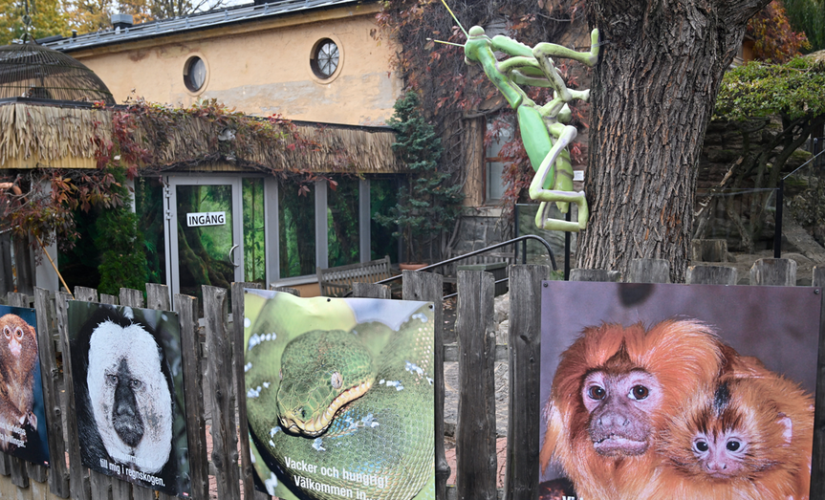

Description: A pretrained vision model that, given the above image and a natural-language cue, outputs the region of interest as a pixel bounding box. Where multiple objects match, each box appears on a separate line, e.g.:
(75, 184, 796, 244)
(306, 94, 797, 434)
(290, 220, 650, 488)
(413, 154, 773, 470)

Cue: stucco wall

(72, 12, 402, 126)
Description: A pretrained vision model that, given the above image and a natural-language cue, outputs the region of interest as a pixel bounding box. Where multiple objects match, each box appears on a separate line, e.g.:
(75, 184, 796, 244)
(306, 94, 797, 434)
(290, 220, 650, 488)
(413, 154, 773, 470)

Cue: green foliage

(782, 0, 825, 52)
(0, 0, 68, 45)
(714, 57, 825, 121)
(94, 168, 148, 295)
(374, 91, 464, 263)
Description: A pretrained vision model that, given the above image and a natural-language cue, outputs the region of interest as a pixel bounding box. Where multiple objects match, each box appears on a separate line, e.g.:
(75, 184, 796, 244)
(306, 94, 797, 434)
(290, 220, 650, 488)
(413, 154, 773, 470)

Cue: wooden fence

(1, 257, 824, 500)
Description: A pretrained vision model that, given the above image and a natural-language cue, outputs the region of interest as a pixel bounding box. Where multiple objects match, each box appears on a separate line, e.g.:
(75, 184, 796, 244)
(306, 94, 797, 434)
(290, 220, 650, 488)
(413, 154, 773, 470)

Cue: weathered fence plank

(203, 286, 241, 500)
(145, 284, 169, 310)
(402, 271, 449, 500)
(125, 284, 169, 500)
(7, 292, 30, 488)
(686, 265, 738, 285)
(57, 290, 91, 500)
(231, 282, 269, 500)
(34, 287, 70, 497)
(74, 288, 109, 500)
(174, 293, 209, 500)
(750, 258, 797, 286)
(89, 470, 111, 500)
(569, 268, 620, 282)
(691, 239, 728, 262)
(118, 288, 144, 309)
(811, 267, 825, 499)
(99, 294, 118, 305)
(506, 266, 547, 500)
(628, 259, 670, 283)
(352, 282, 392, 299)
(455, 270, 496, 500)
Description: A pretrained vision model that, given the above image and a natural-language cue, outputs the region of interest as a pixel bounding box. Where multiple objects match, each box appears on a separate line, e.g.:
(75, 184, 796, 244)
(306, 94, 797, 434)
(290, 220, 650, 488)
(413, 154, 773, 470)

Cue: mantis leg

(527, 122, 588, 232)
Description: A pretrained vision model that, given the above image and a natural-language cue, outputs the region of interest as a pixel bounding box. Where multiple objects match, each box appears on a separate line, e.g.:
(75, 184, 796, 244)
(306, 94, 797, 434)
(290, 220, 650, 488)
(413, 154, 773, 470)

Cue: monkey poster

(539, 281, 821, 500)
(67, 301, 191, 497)
(0, 305, 50, 467)
(243, 289, 435, 500)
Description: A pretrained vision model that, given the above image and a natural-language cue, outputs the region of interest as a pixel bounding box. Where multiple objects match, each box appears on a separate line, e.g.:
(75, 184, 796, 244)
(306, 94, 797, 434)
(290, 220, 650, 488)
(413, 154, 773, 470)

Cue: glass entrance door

(165, 177, 244, 308)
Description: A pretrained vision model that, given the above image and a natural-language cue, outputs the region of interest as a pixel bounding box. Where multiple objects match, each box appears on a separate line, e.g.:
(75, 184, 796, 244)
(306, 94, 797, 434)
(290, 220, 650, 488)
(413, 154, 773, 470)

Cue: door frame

(163, 175, 245, 301)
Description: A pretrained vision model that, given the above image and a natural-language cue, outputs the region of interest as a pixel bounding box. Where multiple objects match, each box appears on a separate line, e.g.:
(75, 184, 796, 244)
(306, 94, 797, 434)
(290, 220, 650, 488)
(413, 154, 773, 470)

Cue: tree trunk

(578, 0, 770, 282)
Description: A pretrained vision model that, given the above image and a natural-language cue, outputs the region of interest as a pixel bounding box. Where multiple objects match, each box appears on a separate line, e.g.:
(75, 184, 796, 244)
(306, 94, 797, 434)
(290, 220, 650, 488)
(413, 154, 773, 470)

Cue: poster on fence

(68, 301, 191, 497)
(243, 290, 435, 500)
(538, 281, 821, 500)
(0, 305, 50, 467)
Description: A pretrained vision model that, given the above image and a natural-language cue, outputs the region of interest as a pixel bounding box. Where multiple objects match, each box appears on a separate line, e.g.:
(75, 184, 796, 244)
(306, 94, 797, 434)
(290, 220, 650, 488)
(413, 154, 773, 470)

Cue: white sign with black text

(186, 212, 226, 227)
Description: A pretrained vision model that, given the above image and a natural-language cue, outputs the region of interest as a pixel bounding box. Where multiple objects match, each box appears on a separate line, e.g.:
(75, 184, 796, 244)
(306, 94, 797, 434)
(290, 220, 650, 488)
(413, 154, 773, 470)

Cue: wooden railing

(1, 257, 823, 500)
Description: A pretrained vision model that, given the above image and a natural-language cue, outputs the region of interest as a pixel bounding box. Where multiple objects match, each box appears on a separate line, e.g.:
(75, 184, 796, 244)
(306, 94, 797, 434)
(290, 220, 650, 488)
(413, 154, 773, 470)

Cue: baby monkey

(658, 372, 813, 500)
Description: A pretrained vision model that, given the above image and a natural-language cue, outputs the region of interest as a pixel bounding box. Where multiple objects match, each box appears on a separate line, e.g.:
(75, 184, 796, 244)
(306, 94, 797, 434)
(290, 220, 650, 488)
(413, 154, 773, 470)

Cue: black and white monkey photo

(68, 302, 191, 497)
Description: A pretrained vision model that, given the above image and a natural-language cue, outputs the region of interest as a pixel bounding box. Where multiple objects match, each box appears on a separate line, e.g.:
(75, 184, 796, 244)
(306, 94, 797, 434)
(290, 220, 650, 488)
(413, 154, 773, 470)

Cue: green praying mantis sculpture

(460, 24, 600, 232)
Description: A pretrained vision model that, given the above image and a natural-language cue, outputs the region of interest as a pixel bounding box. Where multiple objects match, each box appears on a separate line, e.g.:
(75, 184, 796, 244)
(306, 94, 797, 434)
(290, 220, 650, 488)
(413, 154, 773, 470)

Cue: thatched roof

(0, 100, 401, 174)
(807, 50, 825, 63)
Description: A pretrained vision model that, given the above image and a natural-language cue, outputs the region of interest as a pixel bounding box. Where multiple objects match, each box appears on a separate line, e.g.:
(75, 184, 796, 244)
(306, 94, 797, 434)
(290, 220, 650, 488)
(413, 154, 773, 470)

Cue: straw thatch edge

(0, 102, 402, 174)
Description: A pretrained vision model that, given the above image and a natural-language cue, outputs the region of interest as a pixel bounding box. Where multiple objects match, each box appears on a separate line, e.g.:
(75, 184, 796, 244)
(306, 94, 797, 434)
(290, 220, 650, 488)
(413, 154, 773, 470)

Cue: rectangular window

(279, 180, 316, 278)
(135, 176, 166, 285)
(327, 176, 360, 267)
(370, 176, 399, 262)
(486, 117, 514, 203)
(242, 178, 266, 285)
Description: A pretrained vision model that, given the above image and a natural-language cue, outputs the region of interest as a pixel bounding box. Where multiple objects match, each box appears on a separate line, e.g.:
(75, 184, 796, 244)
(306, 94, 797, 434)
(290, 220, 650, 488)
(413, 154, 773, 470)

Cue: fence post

(75, 287, 109, 500)
(750, 258, 797, 286)
(569, 269, 618, 282)
(455, 270, 496, 500)
(203, 285, 241, 500)
(99, 294, 118, 305)
(402, 271, 449, 500)
(56, 289, 91, 500)
(686, 265, 738, 285)
(34, 287, 70, 497)
(174, 292, 209, 500)
(352, 282, 392, 299)
(6, 293, 30, 489)
(136, 286, 176, 500)
(231, 282, 269, 500)
(775, 179, 784, 259)
(119, 288, 144, 309)
(628, 259, 670, 283)
(810, 267, 825, 499)
(505, 265, 547, 500)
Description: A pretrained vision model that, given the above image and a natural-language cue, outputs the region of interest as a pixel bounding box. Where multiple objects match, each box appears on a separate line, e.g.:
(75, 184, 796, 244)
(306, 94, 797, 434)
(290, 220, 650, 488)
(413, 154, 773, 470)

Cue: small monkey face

(582, 369, 663, 456)
(3, 322, 26, 358)
(691, 431, 748, 478)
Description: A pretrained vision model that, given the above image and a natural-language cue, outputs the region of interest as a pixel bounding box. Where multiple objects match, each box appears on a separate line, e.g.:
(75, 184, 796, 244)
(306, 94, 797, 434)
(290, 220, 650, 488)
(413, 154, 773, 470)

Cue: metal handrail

(375, 234, 558, 287)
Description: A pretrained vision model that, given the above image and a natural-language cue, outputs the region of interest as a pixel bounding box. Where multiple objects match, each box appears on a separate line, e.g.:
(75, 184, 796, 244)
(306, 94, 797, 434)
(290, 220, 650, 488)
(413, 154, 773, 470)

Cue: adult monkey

(70, 305, 179, 494)
(540, 320, 725, 499)
(459, 18, 599, 232)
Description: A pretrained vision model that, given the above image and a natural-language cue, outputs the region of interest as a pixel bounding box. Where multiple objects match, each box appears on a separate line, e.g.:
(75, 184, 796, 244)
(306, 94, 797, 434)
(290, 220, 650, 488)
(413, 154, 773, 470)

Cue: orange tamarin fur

(539, 320, 725, 500)
(656, 373, 814, 500)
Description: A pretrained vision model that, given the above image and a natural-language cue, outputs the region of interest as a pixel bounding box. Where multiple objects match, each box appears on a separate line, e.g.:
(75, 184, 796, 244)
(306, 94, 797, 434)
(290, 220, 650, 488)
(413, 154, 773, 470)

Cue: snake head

(276, 330, 374, 437)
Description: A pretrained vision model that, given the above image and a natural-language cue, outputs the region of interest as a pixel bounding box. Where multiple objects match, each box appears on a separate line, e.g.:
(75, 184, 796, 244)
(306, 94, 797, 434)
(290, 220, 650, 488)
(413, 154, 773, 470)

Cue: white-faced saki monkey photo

(70, 304, 182, 494)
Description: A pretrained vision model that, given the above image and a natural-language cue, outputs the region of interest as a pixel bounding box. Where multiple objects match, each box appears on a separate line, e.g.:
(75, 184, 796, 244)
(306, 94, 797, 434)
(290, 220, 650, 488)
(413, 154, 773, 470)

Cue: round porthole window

(184, 56, 207, 92)
(311, 39, 340, 79)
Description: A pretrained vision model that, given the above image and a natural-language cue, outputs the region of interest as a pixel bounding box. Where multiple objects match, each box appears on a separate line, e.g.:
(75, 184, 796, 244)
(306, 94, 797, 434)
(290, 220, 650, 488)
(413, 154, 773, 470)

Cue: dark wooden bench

(317, 255, 394, 297)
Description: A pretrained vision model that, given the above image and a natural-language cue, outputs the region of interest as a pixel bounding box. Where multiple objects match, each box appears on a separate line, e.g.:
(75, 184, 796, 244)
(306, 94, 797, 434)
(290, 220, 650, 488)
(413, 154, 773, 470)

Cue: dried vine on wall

(377, 0, 590, 231)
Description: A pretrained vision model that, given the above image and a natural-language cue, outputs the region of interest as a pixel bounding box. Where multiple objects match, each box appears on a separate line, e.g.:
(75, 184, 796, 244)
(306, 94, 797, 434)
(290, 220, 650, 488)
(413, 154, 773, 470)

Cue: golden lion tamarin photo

(0, 307, 50, 466)
(539, 282, 821, 500)
(540, 320, 726, 499)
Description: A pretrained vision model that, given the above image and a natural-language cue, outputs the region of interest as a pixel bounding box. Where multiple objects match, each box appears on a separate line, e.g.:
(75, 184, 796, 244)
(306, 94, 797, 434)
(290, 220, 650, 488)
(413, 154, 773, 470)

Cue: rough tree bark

(578, 0, 770, 282)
